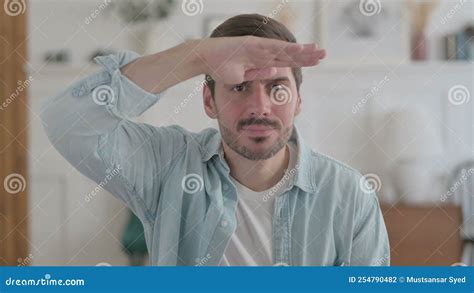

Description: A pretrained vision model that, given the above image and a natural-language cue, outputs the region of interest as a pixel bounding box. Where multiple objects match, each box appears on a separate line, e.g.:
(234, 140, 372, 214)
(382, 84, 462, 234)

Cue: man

(41, 14, 390, 266)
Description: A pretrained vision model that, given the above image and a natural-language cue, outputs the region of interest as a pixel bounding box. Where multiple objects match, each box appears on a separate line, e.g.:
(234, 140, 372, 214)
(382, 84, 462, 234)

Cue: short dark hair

(205, 13, 302, 97)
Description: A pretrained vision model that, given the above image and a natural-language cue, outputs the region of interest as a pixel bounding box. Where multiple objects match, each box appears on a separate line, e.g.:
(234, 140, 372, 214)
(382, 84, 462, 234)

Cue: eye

(271, 83, 285, 91)
(232, 83, 248, 92)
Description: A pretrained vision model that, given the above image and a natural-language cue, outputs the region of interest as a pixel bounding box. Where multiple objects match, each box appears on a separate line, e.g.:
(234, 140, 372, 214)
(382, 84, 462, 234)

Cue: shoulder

(306, 148, 378, 206)
(310, 149, 366, 189)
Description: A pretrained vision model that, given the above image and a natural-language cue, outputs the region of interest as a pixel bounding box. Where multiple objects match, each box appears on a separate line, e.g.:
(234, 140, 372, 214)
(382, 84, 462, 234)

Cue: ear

(295, 93, 302, 116)
(203, 84, 217, 119)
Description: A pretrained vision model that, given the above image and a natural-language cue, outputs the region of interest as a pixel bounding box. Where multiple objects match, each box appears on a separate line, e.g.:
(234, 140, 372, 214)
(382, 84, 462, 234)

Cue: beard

(219, 117, 293, 161)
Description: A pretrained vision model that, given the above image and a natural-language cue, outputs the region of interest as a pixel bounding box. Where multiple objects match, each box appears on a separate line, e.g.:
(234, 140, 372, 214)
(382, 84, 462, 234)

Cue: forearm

(120, 39, 206, 94)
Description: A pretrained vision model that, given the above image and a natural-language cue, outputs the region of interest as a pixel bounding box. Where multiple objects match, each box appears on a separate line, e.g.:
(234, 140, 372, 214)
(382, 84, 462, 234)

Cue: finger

(257, 37, 321, 55)
(251, 40, 326, 68)
(273, 50, 327, 67)
(251, 38, 324, 62)
(274, 50, 324, 66)
(256, 38, 304, 57)
(277, 46, 324, 62)
(272, 58, 319, 68)
(301, 49, 326, 62)
(270, 58, 315, 67)
(284, 43, 319, 55)
(282, 49, 326, 63)
(244, 67, 277, 81)
(265, 39, 303, 54)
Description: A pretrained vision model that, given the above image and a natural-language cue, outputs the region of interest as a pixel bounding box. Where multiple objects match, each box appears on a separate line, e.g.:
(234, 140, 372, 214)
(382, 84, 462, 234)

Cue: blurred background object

(383, 107, 444, 205)
(105, 0, 177, 54)
(444, 24, 474, 60)
(121, 211, 148, 266)
(317, 0, 410, 64)
(408, 0, 438, 60)
(43, 49, 71, 64)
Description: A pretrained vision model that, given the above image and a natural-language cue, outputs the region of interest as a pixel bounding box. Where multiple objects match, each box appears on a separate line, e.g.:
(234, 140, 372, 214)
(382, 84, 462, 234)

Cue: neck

(222, 143, 290, 192)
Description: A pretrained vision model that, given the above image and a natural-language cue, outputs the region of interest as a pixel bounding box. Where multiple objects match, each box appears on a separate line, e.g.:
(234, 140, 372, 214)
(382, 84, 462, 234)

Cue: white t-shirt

(219, 142, 297, 266)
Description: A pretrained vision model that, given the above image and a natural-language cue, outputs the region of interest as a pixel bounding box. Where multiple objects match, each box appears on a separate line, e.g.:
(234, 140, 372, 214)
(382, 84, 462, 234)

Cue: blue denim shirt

(40, 50, 390, 266)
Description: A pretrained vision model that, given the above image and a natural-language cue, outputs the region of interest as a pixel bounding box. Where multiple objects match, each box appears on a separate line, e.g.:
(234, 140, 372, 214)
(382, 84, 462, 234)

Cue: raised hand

(197, 36, 326, 85)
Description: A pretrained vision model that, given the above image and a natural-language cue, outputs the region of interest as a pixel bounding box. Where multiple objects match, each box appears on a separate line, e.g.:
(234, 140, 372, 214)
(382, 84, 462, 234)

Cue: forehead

(248, 67, 295, 87)
(269, 67, 294, 82)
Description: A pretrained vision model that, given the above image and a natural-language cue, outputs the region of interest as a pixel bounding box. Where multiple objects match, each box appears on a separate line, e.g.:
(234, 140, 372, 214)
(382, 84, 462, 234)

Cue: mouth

(241, 125, 275, 136)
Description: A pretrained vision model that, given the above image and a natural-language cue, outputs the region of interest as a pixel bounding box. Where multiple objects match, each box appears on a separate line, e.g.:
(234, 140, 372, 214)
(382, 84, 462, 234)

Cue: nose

(245, 84, 272, 117)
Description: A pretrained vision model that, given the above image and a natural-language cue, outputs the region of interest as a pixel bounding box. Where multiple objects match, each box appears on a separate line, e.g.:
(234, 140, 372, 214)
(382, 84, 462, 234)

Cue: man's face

(204, 67, 301, 161)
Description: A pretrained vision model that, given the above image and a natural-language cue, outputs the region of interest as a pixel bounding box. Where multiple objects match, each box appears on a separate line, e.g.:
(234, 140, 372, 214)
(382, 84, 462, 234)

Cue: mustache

(238, 118, 280, 130)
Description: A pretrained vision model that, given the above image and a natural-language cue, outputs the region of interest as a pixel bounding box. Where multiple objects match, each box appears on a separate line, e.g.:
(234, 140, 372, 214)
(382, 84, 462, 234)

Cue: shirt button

(220, 220, 228, 228)
(223, 184, 229, 191)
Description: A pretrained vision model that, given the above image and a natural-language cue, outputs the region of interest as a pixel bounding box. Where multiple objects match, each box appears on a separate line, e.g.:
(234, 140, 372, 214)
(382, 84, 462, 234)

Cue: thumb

(244, 67, 277, 81)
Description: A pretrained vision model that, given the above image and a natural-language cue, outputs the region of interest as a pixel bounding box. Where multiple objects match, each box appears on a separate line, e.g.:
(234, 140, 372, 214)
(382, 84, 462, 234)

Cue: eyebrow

(226, 76, 291, 87)
(263, 77, 291, 84)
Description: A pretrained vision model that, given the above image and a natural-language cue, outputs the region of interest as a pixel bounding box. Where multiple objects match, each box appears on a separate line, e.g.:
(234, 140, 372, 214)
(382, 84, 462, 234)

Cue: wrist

(188, 38, 211, 76)
(160, 39, 207, 82)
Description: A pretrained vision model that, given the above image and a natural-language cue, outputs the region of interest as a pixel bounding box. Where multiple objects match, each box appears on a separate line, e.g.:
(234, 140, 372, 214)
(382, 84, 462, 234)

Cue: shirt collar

(200, 126, 317, 193)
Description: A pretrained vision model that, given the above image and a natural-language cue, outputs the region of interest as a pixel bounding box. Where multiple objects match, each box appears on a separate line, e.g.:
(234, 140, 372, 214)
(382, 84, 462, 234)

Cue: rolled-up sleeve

(40, 50, 183, 223)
